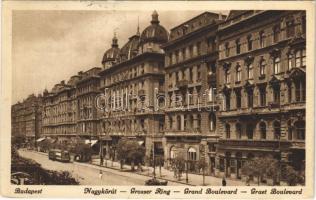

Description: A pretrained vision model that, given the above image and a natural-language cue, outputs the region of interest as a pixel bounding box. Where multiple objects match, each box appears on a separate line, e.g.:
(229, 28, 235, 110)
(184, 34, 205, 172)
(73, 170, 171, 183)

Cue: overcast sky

(12, 10, 228, 104)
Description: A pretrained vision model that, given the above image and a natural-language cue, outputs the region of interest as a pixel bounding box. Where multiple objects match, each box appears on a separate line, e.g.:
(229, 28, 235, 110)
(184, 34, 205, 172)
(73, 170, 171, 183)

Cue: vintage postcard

(0, 0, 314, 199)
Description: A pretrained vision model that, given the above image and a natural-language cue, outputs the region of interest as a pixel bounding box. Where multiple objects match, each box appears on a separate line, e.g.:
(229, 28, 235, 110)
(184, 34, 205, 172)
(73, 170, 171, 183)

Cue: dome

(120, 33, 140, 61)
(140, 11, 169, 44)
(102, 36, 120, 65)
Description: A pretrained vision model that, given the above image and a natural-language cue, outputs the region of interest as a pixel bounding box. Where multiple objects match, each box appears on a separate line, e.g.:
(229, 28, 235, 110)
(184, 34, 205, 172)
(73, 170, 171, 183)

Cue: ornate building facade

(98, 11, 167, 160)
(216, 10, 306, 180)
(162, 12, 225, 174)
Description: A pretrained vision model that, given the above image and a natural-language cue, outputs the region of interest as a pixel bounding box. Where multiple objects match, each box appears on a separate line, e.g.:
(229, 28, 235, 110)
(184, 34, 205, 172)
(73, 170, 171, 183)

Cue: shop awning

(138, 141, 144, 145)
(85, 139, 99, 147)
(36, 138, 46, 142)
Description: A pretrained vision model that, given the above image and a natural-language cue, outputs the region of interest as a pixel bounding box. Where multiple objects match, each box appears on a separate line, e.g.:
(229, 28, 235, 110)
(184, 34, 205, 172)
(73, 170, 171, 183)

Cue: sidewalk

(91, 158, 256, 186)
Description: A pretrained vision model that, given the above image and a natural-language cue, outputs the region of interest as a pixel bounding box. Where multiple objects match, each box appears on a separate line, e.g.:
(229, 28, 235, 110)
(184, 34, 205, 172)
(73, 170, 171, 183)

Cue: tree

(117, 139, 145, 171)
(281, 165, 304, 186)
(196, 158, 208, 185)
(155, 156, 164, 177)
(171, 155, 186, 181)
(241, 155, 278, 185)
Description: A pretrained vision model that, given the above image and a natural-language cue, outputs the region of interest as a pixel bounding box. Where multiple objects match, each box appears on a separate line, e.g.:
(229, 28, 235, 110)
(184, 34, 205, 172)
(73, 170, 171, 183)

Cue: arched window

(225, 69, 231, 84)
(177, 115, 181, 131)
(170, 146, 177, 159)
(273, 121, 281, 139)
(168, 115, 173, 130)
(246, 124, 254, 139)
(259, 122, 266, 139)
(294, 120, 305, 140)
(188, 147, 197, 161)
(209, 113, 216, 131)
(247, 35, 253, 51)
(273, 57, 281, 74)
(236, 64, 241, 82)
(189, 115, 194, 130)
(225, 124, 231, 139)
(236, 123, 242, 139)
(259, 31, 266, 48)
(288, 54, 293, 70)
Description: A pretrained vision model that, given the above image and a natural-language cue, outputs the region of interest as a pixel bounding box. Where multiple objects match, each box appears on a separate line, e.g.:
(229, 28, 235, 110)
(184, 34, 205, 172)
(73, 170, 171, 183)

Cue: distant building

(217, 10, 306, 180)
(162, 12, 225, 174)
(11, 94, 43, 145)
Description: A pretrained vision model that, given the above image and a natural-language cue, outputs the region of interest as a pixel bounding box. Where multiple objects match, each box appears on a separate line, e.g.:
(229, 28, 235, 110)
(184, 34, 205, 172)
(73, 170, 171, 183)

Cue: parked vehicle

(48, 149, 70, 162)
(74, 153, 91, 162)
(145, 178, 168, 186)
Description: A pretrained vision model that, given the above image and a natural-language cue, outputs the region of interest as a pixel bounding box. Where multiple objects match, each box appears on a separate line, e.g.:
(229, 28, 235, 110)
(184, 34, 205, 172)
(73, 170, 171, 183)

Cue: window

(287, 120, 292, 140)
(273, 57, 280, 74)
(247, 35, 253, 51)
(295, 49, 306, 67)
(259, 87, 266, 106)
(188, 147, 197, 161)
(273, 121, 281, 139)
(260, 59, 266, 76)
(225, 124, 231, 139)
(197, 114, 201, 132)
(197, 65, 201, 81)
(236, 64, 241, 82)
(246, 124, 254, 139)
(294, 120, 305, 140)
(273, 24, 281, 43)
(295, 80, 306, 102)
(182, 48, 186, 60)
(259, 122, 266, 139)
(236, 123, 242, 139)
(189, 45, 193, 58)
(197, 42, 201, 56)
(273, 86, 281, 104)
(288, 54, 293, 70)
(286, 20, 295, 37)
(209, 113, 216, 131)
(259, 31, 266, 48)
(225, 69, 230, 84)
(176, 115, 181, 131)
(208, 87, 216, 102)
(225, 92, 231, 111)
(302, 15, 306, 34)
(288, 83, 292, 103)
(236, 39, 241, 54)
(247, 89, 254, 108)
(235, 89, 241, 109)
(175, 50, 179, 63)
(225, 42, 229, 57)
(189, 68, 193, 82)
(247, 63, 253, 79)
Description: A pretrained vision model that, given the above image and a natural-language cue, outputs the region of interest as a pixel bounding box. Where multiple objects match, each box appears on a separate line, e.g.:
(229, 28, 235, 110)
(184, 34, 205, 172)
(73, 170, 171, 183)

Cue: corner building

(98, 11, 167, 160)
(217, 11, 306, 180)
(162, 12, 225, 175)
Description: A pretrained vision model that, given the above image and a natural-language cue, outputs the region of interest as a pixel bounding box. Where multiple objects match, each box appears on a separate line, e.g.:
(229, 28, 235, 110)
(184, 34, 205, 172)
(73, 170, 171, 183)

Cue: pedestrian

(222, 177, 226, 186)
(99, 170, 103, 179)
(100, 155, 104, 166)
(246, 176, 250, 186)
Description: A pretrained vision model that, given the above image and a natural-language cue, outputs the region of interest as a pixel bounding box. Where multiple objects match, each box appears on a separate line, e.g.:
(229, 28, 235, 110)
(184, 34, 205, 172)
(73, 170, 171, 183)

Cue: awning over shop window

(36, 138, 46, 142)
(85, 139, 99, 147)
(138, 141, 144, 145)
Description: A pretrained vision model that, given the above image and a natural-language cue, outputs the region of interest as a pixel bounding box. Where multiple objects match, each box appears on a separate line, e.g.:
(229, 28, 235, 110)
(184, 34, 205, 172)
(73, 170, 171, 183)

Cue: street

(17, 150, 182, 185)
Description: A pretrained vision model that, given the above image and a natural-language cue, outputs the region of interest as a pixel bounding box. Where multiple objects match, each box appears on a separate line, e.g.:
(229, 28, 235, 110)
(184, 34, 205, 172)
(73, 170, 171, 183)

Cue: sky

(12, 10, 228, 104)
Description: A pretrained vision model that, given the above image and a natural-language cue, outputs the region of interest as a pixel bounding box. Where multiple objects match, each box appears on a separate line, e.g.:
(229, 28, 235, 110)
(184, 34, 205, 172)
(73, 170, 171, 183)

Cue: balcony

(176, 79, 189, 89)
(217, 139, 291, 150)
(268, 102, 280, 109)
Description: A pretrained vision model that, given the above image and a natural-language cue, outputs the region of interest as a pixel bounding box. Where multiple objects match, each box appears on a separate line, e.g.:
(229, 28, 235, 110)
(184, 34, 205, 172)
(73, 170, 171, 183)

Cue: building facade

(216, 10, 306, 180)
(11, 94, 43, 145)
(162, 12, 225, 174)
(98, 11, 167, 160)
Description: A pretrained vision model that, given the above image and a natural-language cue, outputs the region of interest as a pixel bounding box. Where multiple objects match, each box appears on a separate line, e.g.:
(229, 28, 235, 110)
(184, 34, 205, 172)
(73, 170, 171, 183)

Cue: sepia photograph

(1, 1, 314, 198)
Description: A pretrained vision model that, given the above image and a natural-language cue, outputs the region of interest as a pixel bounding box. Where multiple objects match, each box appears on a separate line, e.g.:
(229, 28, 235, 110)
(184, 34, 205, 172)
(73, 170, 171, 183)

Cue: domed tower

(120, 26, 141, 62)
(139, 10, 169, 54)
(101, 34, 120, 69)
